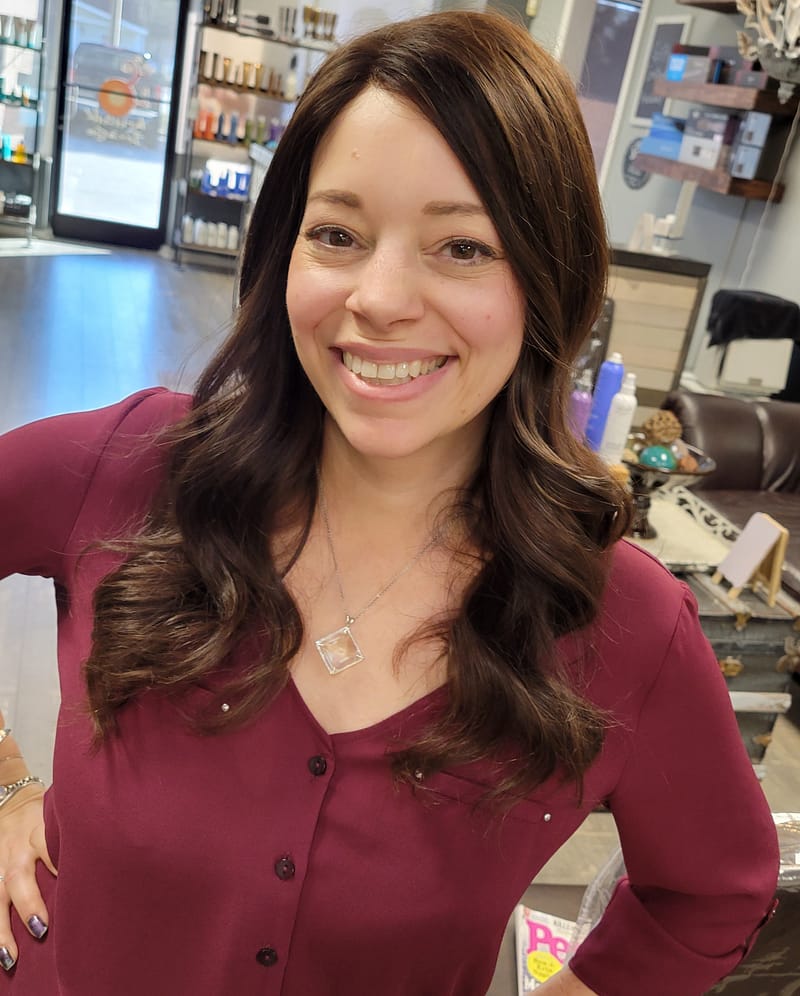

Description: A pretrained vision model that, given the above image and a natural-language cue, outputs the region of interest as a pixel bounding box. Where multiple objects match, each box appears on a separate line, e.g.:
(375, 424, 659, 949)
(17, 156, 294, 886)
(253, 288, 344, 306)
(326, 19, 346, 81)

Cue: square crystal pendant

(315, 624, 365, 675)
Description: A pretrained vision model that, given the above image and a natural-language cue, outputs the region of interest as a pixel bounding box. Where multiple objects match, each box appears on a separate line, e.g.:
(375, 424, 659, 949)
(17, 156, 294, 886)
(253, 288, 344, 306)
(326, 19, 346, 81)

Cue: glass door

(51, 0, 189, 249)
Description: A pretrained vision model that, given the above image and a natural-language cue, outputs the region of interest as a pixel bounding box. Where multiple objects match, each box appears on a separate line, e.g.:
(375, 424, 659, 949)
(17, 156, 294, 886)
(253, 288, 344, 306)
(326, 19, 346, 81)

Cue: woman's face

(286, 87, 525, 469)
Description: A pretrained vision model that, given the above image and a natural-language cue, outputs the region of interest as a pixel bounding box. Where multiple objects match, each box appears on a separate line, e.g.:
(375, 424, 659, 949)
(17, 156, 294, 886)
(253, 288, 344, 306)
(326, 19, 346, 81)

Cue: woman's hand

(0, 788, 57, 972)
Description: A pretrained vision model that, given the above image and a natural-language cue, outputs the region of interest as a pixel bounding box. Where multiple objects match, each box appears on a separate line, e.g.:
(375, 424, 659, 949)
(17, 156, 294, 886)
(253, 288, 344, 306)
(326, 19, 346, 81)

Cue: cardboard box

(738, 110, 772, 148)
(734, 68, 776, 89)
(666, 52, 714, 83)
(678, 108, 740, 170)
(639, 113, 685, 160)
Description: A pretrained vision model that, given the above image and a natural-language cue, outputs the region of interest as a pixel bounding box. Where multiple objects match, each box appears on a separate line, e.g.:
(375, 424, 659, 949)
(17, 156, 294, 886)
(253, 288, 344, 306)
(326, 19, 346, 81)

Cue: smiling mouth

(341, 351, 447, 386)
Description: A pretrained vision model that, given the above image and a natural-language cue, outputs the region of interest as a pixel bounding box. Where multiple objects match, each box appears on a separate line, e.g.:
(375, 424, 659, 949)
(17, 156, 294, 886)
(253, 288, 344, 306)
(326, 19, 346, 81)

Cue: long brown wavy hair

(86, 10, 631, 798)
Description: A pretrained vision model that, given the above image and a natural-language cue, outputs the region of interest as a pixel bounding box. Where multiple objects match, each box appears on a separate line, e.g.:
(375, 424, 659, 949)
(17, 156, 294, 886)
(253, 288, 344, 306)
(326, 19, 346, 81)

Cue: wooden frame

(631, 15, 692, 127)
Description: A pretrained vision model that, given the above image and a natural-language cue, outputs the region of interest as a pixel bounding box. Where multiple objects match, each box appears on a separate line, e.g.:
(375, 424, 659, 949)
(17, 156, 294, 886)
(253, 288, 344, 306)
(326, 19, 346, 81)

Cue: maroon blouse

(0, 390, 778, 995)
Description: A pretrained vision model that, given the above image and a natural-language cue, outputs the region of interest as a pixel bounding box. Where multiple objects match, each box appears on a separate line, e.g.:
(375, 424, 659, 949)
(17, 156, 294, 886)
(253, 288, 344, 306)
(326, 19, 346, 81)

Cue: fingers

(2, 858, 50, 940)
(29, 823, 57, 879)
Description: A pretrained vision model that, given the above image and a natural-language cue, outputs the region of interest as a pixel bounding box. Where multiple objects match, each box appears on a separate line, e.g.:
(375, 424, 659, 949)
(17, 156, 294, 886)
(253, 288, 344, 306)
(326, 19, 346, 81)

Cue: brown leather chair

(662, 390, 800, 599)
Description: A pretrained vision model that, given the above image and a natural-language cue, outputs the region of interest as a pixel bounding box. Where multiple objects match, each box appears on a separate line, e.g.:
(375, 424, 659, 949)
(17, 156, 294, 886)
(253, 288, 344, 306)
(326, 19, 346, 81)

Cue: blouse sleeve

(569, 587, 779, 996)
(0, 389, 172, 584)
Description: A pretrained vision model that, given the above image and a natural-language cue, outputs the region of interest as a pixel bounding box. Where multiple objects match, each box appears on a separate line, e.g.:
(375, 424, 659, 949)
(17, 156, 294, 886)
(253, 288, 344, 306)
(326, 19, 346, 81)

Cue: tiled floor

(0, 244, 798, 995)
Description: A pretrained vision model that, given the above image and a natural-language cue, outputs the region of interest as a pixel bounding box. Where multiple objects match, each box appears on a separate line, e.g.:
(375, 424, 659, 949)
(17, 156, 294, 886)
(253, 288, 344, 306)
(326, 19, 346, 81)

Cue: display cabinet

(173, 14, 334, 265)
(0, 13, 45, 241)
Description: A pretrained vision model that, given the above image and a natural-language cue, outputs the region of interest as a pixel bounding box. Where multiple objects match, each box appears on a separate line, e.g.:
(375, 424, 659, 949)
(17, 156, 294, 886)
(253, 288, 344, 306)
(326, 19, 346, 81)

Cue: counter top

(611, 247, 711, 279)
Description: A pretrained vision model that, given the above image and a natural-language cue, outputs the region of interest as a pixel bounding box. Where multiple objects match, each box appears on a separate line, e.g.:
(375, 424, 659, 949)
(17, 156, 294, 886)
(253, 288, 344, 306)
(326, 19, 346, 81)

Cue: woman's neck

(318, 419, 480, 542)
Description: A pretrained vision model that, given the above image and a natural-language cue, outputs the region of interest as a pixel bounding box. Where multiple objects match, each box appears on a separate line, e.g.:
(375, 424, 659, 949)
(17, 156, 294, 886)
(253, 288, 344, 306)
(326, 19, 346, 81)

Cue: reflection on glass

(54, 0, 182, 237)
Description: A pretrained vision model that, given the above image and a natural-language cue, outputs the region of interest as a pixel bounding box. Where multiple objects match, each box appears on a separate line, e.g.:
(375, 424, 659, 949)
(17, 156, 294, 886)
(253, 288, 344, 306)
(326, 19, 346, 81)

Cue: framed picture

(630, 15, 692, 127)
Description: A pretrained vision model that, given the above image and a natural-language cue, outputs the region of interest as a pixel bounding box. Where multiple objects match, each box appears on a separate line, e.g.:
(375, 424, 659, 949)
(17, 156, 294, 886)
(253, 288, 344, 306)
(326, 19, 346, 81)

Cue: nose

(345, 245, 425, 332)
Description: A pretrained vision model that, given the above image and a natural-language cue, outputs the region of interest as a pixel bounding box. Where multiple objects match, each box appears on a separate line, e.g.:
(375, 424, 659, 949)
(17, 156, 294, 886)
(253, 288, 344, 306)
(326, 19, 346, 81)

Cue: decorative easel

(712, 512, 789, 607)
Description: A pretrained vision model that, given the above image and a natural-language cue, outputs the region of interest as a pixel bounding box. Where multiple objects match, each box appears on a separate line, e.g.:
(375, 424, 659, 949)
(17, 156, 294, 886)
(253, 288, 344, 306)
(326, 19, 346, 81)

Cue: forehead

(307, 86, 482, 201)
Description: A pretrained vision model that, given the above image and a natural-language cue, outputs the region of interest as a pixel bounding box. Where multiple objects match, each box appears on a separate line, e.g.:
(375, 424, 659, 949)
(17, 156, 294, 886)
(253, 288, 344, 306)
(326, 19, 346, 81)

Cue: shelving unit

(633, 79, 795, 202)
(0, 20, 46, 242)
(676, 1, 739, 11)
(652, 78, 800, 117)
(173, 18, 329, 265)
(633, 152, 783, 199)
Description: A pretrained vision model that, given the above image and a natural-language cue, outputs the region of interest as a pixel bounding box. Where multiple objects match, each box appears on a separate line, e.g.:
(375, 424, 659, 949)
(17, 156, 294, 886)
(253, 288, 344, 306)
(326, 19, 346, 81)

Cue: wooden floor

(0, 244, 797, 913)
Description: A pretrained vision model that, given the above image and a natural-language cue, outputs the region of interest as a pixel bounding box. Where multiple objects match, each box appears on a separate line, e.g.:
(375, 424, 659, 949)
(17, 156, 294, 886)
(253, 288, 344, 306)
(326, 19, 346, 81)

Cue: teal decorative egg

(639, 445, 677, 470)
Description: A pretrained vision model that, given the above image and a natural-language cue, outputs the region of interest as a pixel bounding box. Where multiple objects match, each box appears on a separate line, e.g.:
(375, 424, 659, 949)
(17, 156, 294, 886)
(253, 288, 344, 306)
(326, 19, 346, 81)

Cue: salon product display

(181, 213, 240, 252)
(598, 373, 638, 466)
(197, 48, 300, 100)
(567, 368, 594, 441)
(0, 15, 42, 48)
(585, 352, 624, 451)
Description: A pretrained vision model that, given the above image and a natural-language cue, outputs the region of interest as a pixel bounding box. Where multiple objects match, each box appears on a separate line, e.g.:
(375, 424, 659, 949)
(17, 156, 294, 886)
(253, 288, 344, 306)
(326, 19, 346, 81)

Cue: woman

(0, 10, 778, 995)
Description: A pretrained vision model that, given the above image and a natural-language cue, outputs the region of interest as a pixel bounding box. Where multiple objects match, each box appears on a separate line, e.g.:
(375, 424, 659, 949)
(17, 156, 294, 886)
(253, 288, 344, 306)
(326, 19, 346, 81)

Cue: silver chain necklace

(315, 482, 437, 675)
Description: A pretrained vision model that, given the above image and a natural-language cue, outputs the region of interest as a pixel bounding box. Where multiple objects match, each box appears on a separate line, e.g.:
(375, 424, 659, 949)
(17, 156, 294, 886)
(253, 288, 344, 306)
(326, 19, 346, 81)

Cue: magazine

(514, 904, 576, 993)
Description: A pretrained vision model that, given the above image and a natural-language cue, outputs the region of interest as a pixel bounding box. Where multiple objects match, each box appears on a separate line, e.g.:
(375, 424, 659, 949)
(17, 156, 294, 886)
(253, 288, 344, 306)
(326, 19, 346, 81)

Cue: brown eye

(444, 239, 495, 264)
(307, 226, 356, 248)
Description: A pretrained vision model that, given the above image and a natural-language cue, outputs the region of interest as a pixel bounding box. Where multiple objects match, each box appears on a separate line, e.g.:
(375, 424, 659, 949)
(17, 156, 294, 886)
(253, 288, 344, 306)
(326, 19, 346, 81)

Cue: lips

(342, 351, 447, 386)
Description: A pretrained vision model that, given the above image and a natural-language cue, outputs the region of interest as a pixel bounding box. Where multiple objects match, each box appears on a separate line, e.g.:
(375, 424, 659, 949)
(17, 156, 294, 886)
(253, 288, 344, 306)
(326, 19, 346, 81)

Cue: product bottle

(598, 373, 638, 465)
(181, 213, 194, 245)
(585, 351, 624, 451)
(284, 56, 299, 101)
(567, 368, 593, 440)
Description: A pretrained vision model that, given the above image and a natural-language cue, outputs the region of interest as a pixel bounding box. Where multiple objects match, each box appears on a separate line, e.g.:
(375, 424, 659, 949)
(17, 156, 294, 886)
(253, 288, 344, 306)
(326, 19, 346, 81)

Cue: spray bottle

(598, 373, 638, 465)
(585, 352, 624, 451)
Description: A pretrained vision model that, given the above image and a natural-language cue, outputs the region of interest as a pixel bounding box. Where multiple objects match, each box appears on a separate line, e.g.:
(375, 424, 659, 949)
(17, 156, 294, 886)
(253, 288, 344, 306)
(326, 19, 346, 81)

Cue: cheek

(286, 256, 348, 334)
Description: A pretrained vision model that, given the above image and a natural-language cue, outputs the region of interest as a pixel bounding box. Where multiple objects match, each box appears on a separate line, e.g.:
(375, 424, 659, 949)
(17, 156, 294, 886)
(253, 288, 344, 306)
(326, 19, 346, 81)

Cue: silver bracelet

(0, 776, 46, 809)
(0, 729, 10, 746)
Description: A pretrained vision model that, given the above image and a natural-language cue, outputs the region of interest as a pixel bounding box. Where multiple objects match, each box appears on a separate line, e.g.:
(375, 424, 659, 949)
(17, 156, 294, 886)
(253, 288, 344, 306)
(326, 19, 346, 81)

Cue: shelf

(198, 79, 294, 103)
(0, 96, 38, 112)
(0, 40, 42, 53)
(202, 21, 336, 53)
(190, 135, 253, 153)
(675, 1, 738, 11)
(186, 188, 248, 203)
(175, 238, 239, 258)
(0, 156, 34, 167)
(633, 152, 784, 201)
(652, 78, 800, 117)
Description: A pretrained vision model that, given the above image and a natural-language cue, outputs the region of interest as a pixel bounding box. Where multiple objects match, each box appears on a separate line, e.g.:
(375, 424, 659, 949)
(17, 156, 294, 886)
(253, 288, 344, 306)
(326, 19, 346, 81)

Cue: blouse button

(543, 813, 552, 822)
(274, 856, 296, 881)
(256, 947, 279, 968)
(308, 755, 328, 776)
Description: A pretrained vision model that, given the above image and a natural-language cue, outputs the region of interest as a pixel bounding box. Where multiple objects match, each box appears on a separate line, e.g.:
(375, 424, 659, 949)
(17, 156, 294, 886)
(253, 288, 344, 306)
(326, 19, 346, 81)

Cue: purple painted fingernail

(0, 946, 15, 970)
(27, 915, 48, 940)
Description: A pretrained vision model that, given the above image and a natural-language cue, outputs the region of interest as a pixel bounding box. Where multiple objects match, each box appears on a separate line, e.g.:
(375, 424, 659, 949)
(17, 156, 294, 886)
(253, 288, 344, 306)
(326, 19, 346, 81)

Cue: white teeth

(341, 351, 446, 383)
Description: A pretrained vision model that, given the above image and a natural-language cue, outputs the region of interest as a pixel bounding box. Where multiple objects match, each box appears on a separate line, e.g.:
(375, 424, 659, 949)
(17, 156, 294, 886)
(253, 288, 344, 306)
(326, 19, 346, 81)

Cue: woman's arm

(0, 719, 56, 971)
(567, 586, 778, 995)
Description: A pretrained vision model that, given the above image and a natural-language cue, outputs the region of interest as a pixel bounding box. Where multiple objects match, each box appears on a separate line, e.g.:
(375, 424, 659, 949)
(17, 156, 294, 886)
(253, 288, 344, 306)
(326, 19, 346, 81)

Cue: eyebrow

(306, 190, 487, 217)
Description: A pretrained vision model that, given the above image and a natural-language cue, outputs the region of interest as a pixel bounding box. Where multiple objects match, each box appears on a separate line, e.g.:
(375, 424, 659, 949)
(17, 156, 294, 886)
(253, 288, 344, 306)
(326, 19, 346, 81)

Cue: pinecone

(643, 410, 683, 446)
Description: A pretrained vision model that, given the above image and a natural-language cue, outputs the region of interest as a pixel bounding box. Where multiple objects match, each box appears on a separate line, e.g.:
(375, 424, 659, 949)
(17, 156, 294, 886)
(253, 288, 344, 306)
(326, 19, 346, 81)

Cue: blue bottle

(585, 351, 624, 451)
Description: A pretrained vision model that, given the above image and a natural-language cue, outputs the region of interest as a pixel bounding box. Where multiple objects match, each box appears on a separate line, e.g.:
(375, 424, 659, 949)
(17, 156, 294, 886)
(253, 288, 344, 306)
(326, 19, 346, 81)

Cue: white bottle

(193, 218, 207, 246)
(283, 55, 299, 101)
(206, 222, 218, 247)
(181, 213, 194, 245)
(598, 372, 638, 465)
(227, 225, 239, 251)
(216, 222, 228, 248)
